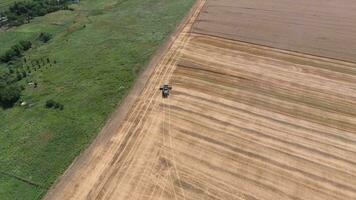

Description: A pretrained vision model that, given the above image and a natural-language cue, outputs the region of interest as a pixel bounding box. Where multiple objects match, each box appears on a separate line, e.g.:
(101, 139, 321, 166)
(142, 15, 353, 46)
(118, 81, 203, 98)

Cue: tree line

(0, 0, 72, 27)
(0, 32, 52, 63)
(0, 40, 32, 63)
(0, 32, 55, 108)
(0, 55, 57, 108)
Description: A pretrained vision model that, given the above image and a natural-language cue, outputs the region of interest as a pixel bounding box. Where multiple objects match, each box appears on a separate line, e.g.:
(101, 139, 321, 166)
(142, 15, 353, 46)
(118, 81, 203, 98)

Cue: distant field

(193, 0, 356, 63)
(0, 0, 195, 199)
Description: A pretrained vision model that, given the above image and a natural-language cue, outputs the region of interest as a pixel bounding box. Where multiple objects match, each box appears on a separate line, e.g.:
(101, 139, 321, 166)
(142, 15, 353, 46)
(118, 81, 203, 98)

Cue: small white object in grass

(21, 102, 27, 106)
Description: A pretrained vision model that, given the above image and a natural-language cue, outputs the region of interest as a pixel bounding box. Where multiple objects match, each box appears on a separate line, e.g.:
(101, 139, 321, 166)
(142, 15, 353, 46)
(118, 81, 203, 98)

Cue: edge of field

(191, 32, 356, 65)
(43, 0, 203, 198)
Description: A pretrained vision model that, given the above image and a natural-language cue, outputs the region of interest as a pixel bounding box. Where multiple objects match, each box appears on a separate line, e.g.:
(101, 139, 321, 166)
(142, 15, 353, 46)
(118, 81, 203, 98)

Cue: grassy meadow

(0, 0, 195, 199)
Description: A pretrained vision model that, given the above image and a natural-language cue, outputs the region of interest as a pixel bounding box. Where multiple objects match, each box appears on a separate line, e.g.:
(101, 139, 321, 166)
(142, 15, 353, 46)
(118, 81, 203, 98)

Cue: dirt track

(45, 0, 356, 199)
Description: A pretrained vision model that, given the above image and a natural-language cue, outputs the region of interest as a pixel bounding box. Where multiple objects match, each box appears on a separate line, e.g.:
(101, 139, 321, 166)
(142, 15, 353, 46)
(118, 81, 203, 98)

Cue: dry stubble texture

(45, 0, 356, 199)
(193, 0, 356, 63)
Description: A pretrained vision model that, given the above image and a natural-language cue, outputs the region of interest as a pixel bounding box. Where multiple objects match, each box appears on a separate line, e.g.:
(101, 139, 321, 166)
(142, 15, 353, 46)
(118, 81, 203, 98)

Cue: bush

(16, 73, 22, 81)
(0, 72, 26, 108)
(0, 79, 22, 108)
(45, 100, 64, 110)
(45, 100, 55, 108)
(11, 44, 22, 55)
(38, 32, 52, 43)
(19, 40, 32, 51)
(0, 41, 32, 63)
(0, 48, 20, 63)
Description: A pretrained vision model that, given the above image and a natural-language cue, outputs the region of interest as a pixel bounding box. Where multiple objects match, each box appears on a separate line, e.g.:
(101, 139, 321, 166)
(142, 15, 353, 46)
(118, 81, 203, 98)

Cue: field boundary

(192, 31, 356, 65)
(0, 171, 46, 189)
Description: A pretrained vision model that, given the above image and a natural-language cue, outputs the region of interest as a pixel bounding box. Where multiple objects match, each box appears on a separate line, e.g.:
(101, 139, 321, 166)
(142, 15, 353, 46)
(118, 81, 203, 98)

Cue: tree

(0, 73, 23, 108)
(45, 100, 55, 108)
(19, 40, 32, 51)
(54, 102, 60, 109)
(11, 44, 22, 56)
(38, 32, 52, 43)
(0, 40, 32, 63)
(45, 100, 64, 110)
(0, 81, 21, 108)
(3, 0, 72, 27)
(16, 73, 22, 81)
(0, 48, 18, 63)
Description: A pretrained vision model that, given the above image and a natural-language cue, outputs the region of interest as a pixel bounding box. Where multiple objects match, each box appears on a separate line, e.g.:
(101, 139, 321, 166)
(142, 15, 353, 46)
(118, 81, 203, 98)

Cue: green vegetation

(0, 33, 53, 108)
(0, 0, 18, 12)
(38, 32, 52, 43)
(45, 99, 63, 110)
(1, 0, 72, 27)
(0, 40, 32, 63)
(0, 0, 195, 199)
(0, 74, 22, 108)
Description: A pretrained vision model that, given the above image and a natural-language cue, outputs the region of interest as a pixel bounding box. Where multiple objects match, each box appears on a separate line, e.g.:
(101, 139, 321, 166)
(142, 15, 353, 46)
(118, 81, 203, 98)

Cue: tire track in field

(45, 0, 356, 199)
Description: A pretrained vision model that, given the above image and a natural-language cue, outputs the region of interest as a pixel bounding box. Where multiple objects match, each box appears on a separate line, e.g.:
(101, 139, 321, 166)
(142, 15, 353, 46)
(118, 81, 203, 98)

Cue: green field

(0, 0, 195, 199)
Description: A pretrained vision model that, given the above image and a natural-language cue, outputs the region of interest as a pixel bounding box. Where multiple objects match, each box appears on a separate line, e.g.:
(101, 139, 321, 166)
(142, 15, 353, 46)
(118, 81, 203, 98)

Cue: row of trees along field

(0, 32, 54, 108)
(0, 0, 73, 27)
(0, 32, 51, 63)
(0, 40, 32, 63)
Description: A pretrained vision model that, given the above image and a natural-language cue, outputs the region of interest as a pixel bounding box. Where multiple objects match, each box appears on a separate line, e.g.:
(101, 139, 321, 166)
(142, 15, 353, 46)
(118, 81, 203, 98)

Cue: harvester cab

(160, 84, 172, 98)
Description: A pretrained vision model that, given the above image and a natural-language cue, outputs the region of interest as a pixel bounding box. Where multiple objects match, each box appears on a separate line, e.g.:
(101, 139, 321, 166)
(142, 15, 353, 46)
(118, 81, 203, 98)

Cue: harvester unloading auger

(160, 84, 172, 98)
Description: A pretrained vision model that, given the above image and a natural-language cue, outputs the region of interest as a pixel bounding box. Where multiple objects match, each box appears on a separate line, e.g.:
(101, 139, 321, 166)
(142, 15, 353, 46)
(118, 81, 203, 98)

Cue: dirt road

(45, 0, 356, 199)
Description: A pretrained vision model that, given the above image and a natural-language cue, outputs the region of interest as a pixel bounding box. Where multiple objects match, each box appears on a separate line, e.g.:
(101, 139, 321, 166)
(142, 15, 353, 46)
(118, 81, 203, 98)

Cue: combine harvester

(159, 84, 172, 98)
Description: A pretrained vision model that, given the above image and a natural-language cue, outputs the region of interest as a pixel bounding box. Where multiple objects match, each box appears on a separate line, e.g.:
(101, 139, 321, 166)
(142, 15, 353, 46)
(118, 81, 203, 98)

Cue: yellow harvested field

(193, 0, 356, 63)
(45, 0, 356, 199)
